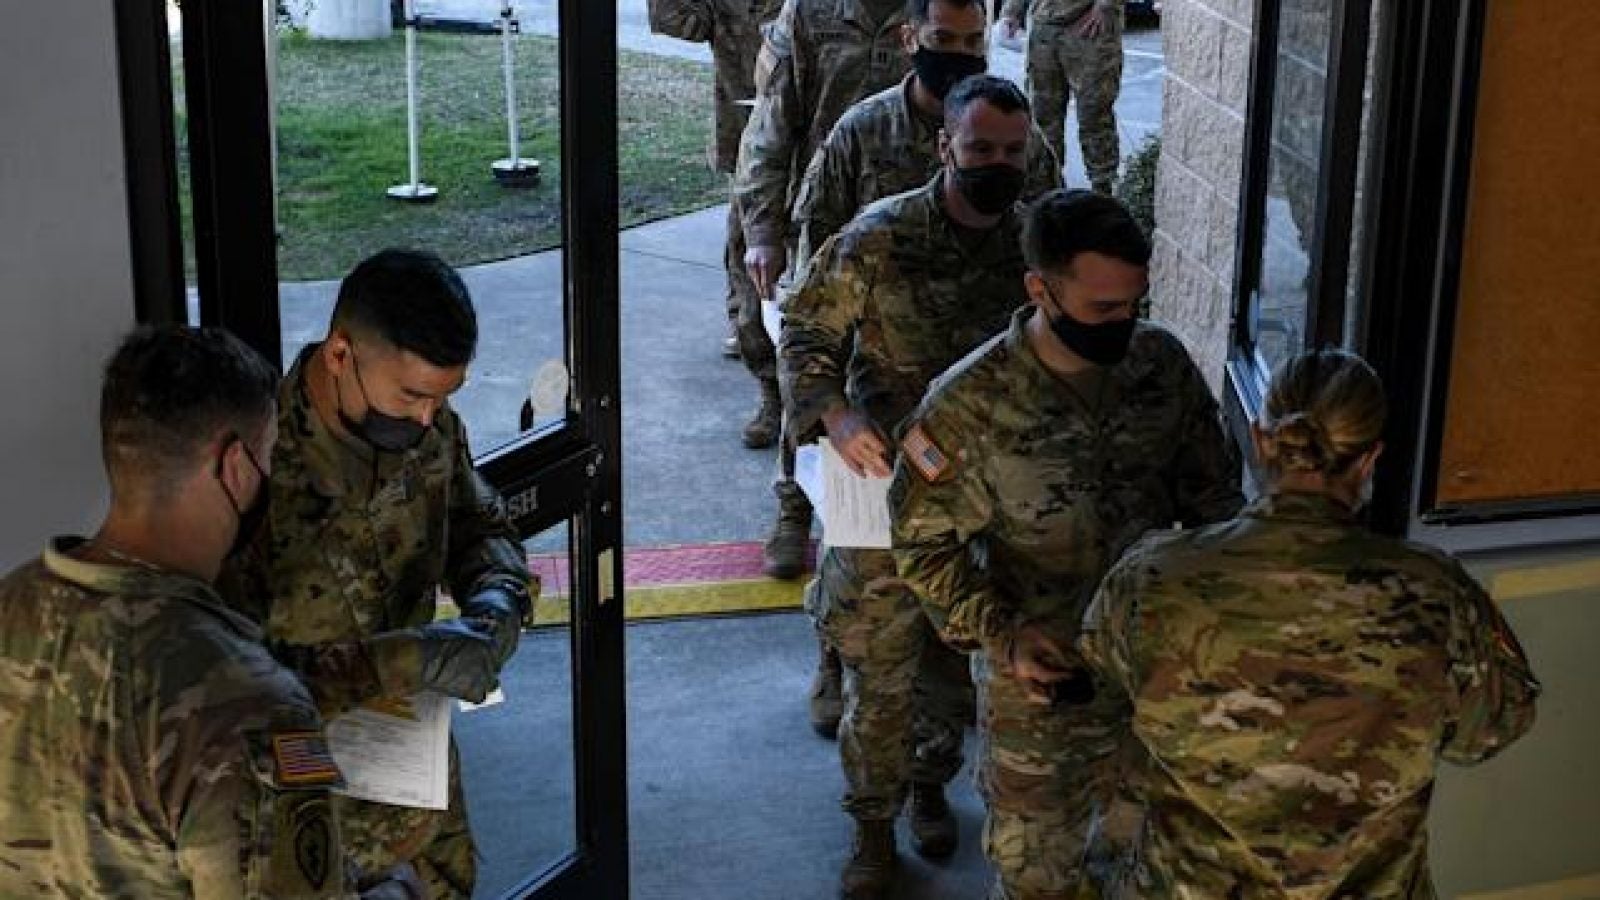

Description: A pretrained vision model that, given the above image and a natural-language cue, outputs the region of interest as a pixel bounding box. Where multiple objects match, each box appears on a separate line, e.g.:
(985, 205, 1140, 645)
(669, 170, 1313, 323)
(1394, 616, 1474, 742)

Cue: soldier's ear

(900, 21, 919, 55)
(1022, 270, 1047, 307)
(323, 330, 354, 377)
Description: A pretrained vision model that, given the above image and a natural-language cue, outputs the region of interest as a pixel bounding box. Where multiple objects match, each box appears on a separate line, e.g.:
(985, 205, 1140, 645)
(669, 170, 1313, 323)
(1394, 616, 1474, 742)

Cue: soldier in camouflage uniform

(1079, 348, 1541, 899)
(1000, 0, 1123, 193)
(791, 1, 1063, 269)
(645, 0, 783, 369)
(733, 0, 915, 748)
(0, 326, 419, 898)
(890, 191, 1242, 899)
(783, 76, 1044, 900)
(223, 250, 538, 900)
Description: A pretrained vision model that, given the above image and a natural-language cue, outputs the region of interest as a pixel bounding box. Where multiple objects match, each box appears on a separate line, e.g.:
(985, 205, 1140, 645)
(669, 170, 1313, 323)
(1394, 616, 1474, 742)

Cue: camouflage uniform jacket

(734, 0, 912, 248)
(224, 346, 534, 717)
(1079, 492, 1541, 898)
(780, 173, 1029, 447)
(790, 74, 1063, 267)
(1001, 0, 1123, 26)
(646, 0, 784, 173)
(0, 539, 352, 898)
(890, 306, 1243, 656)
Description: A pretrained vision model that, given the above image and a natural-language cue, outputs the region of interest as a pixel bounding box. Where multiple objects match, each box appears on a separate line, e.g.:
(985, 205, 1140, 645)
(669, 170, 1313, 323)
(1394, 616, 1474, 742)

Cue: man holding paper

(889, 191, 1243, 899)
(779, 75, 1037, 899)
(222, 250, 538, 900)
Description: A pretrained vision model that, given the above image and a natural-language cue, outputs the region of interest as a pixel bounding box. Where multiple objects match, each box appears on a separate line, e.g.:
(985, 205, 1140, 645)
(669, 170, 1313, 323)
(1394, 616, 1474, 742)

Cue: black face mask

(339, 351, 429, 452)
(219, 440, 270, 559)
(950, 163, 1026, 216)
(912, 46, 987, 101)
(1041, 282, 1136, 367)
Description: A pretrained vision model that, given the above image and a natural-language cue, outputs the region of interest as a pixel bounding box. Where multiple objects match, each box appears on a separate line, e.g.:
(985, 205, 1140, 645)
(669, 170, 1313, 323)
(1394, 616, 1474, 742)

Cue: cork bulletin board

(1432, 0, 1600, 508)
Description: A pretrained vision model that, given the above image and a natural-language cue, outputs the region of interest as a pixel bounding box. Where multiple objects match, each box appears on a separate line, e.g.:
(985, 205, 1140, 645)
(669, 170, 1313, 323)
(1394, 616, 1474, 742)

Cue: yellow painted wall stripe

(1491, 559, 1600, 602)
(527, 578, 804, 627)
(1458, 873, 1600, 900)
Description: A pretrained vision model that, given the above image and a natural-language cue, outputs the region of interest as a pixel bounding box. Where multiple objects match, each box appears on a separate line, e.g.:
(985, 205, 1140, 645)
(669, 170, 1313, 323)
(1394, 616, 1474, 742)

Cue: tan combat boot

(840, 819, 898, 900)
(742, 378, 781, 449)
(808, 639, 843, 739)
(907, 781, 958, 858)
(760, 480, 813, 579)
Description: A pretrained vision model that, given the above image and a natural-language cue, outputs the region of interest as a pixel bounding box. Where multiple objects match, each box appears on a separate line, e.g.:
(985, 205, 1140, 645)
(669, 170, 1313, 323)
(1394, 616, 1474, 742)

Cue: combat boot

(840, 819, 898, 900)
(808, 640, 843, 739)
(907, 781, 958, 859)
(761, 481, 813, 578)
(742, 378, 781, 449)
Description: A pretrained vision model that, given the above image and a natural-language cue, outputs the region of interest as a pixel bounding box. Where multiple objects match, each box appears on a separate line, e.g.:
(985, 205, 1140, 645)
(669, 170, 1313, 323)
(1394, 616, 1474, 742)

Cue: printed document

(326, 692, 452, 810)
(795, 438, 893, 549)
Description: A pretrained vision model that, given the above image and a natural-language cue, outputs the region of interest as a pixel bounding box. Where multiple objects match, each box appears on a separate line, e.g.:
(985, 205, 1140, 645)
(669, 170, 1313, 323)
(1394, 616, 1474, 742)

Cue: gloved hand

(459, 584, 528, 666)
(416, 617, 498, 703)
(355, 861, 426, 900)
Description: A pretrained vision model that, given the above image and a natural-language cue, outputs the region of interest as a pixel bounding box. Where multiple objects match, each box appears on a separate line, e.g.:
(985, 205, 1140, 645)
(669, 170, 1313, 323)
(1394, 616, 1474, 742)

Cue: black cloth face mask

(950, 163, 1026, 216)
(1041, 282, 1136, 367)
(339, 352, 429, 452)
(219, 439, 270, 558)
(912, 45, 987, 100)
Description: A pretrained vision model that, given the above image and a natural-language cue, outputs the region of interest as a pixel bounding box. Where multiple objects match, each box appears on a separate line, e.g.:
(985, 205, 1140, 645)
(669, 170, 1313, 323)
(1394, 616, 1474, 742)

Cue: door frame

(116, 0, 629, 895)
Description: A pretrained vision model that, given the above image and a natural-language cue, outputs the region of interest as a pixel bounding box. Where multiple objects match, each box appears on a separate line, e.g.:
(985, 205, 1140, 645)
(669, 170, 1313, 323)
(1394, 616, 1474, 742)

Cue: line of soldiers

(650, 0, 1131, 765)
(1, 251, 534, 897)
(655, 3, 1541, 899)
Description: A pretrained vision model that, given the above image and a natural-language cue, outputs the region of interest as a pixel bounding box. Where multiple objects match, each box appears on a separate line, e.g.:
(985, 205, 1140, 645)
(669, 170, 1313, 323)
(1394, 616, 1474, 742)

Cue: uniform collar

(1244, 491, 1359, 525)
(896, 74, 941, 138)
(281, 344, 445, 500)
(1005, 305, 1160, 402)
(42, 536, 263, 640)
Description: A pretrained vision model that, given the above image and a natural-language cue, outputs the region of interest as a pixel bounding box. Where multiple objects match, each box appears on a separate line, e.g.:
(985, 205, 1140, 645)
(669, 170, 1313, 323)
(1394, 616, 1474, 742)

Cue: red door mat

(521, 540, 819, 625)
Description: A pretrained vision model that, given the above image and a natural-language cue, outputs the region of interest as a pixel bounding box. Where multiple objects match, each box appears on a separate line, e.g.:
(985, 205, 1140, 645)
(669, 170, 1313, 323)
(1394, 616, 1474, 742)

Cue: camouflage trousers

(338, 737, 476, 898)
(808, 546, 974, 820)
(974, 650, 1123, 900)
(1025, 19, 1124, 190)
(725, 194, 775, 385)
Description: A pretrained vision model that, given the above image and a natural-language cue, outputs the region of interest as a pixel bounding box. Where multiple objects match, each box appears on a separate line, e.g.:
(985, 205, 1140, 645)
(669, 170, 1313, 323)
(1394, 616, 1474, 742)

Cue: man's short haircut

(100, 325, 279, 492)
(332, 249, 478, 368)
(943, 75, 1030, 133)
(1022, 189, 1152, 273)
(906, 0, 983, 24)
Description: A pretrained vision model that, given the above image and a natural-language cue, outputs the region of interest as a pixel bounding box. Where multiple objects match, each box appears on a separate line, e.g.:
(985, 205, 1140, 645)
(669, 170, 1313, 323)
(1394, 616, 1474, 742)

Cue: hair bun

(1269, 412, 1330, 472)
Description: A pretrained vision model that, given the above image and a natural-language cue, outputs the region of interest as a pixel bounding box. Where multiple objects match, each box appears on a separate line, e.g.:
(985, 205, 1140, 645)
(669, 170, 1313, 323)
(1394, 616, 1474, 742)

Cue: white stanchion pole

(491, 3, 540, 187)
(388, 0, 438, 201)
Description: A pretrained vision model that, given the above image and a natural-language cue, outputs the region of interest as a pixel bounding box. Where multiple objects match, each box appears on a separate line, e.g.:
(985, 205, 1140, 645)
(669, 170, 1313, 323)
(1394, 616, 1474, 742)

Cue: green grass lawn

(181, 31, 725, 282)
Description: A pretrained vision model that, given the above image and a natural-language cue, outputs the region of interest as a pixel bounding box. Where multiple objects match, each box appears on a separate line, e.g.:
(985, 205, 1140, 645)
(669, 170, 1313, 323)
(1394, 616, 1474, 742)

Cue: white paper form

(796, 438, 893, 549)
(326, 692, 452, 810)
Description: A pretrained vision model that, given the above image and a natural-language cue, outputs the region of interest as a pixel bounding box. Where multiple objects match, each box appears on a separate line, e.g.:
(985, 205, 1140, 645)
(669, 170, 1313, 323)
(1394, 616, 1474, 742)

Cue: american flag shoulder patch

(270, 731, 342, 788)
(901, 423, 954, 483)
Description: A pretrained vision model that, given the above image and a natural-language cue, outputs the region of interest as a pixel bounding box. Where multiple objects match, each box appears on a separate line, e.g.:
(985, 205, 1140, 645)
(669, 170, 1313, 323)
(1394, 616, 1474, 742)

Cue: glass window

(1247, 0, 1331, 376)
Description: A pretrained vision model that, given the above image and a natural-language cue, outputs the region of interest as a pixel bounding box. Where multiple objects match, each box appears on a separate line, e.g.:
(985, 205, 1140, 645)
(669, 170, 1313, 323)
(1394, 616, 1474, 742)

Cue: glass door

(129, 0, 628, 895)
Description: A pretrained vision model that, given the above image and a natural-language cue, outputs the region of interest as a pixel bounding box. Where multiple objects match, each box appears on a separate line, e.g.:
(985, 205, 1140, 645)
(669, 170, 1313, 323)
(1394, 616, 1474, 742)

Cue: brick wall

(1149, 0, 1255, 391)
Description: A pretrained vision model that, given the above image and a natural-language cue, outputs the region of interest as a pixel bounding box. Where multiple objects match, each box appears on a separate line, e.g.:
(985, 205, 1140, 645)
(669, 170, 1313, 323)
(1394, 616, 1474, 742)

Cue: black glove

(459, 584, 528, 666)
(416, 618, 498, 703)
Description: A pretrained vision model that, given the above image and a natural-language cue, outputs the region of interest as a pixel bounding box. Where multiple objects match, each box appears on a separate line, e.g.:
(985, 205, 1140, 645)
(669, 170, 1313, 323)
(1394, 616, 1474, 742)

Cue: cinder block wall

(1148, 0, 1254, 391)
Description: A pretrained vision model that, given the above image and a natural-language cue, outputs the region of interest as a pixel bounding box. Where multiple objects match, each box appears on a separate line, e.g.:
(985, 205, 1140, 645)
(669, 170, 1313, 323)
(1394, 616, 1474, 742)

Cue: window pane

(271, 3, 568, 451)
(1250, 0, 1331, 375)
(457, 520, 577, 896)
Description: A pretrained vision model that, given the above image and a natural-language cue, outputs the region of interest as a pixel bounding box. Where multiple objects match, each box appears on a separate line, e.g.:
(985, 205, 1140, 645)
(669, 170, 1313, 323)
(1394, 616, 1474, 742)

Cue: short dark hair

(906, 0, 983, 23)
(332, 249, 478, 368)
(943, 75, 1030, 133)
(1022, 189, 1152, 273)
(100, 325, 279, 491)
